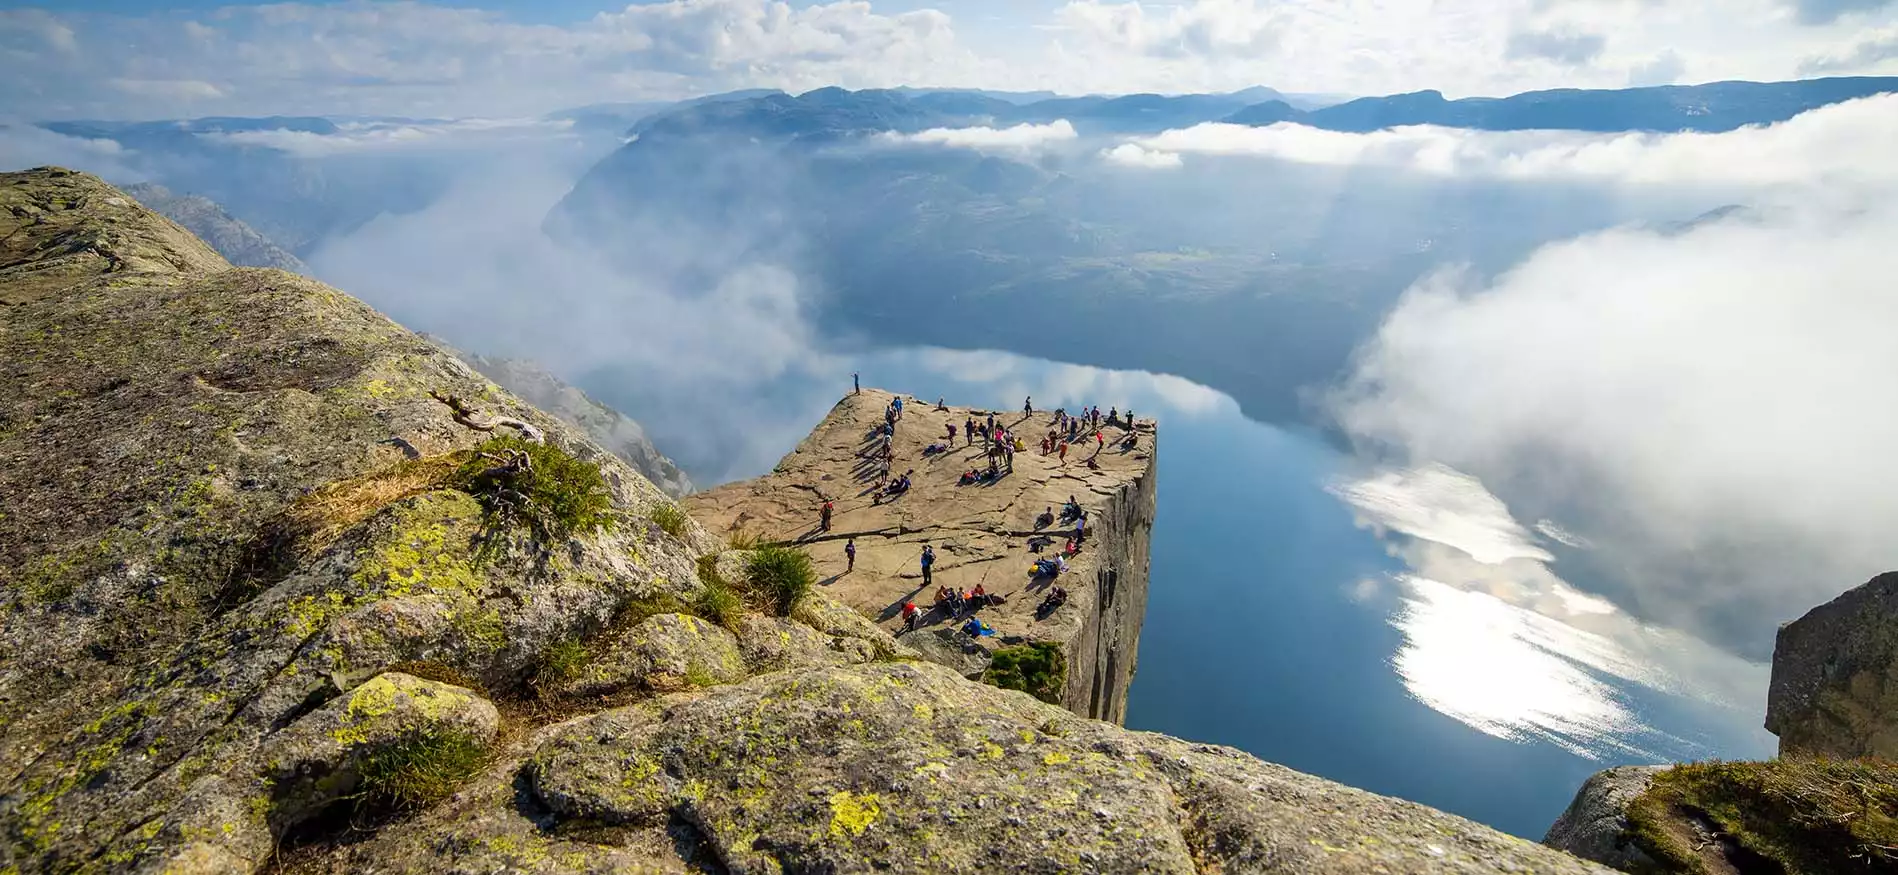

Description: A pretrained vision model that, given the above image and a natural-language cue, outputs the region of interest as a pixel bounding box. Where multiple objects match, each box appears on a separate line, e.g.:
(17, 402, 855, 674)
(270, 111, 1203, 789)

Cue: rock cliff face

(122, 182, 309, 274)
(426, 338, 695, 499)
(0, 168, 1612, 875)
(684, 390, 1155, 722)
(1765, 571, 1898, 759)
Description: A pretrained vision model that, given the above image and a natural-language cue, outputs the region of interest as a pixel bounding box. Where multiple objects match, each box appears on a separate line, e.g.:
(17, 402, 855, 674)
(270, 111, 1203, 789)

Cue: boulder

(524, 661, 1612, 875)
(901, 627, 995, 678)
(551, 613, 746, 698)
(1543, 765, 1664, 871)
(261, 672, 499, 826)
(1766, 571, 1898, 758)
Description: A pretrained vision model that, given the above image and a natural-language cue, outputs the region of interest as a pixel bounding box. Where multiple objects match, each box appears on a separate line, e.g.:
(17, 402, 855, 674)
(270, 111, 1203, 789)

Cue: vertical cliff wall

(684, 389, 1155, 722)
(1765, 571, 1898, 758)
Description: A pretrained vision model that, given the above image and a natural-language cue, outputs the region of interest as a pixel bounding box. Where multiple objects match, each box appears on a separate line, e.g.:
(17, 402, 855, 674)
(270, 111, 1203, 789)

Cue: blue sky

(1, 0, 1894, 119)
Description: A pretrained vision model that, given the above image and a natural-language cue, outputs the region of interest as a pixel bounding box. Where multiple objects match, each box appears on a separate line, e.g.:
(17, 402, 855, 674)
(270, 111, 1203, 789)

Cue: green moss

(453, 436, 613, 544)
(743, 546, 815, 617)
(1626, 757, 1898, 874)
(984, 642, 1067, 705)
(355, 729, 489, 811)
(15, 552, 82, 604)
(647, 503, 689, 539)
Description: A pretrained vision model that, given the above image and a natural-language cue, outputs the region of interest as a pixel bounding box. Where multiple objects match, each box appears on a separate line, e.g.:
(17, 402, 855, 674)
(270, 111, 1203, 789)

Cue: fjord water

(583, 345, 1774, 840)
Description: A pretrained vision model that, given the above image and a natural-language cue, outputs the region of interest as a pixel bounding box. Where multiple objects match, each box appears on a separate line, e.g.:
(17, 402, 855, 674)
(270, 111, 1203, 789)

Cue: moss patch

(984, 643, 1066, 706)
(1627, 757, 1898, 874)
(534, 638, 590, 693)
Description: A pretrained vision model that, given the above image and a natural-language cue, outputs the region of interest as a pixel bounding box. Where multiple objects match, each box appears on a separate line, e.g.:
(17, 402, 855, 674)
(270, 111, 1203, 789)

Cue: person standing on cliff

(853, 372, 860, 395)
(845, 538, 856, 573)
(1024, 396, 1033, 417)
(920, 544, 936, 586)
(820, 500, 833, 533)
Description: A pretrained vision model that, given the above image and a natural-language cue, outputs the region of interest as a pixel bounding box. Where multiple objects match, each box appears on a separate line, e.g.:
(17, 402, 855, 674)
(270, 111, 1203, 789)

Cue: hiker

(1058, 441, 1068, 463)
(901, 600, 921, 632)
(893, 396, 904, 419)
(1024, 396, 1033, 416)
(845, 538, 856, 572)
(1037, 586, 1069, 619)
(936, 397, 949, 412)
(853, 372, 860, 395)
(925, 442, 948, 456)
(964, 418, 975, 445)
(1074, 516, 1085, 543)
(1063, 537, 1080, 557)
(920, 544, 936, 586)
(1036, 507, 1054, 529)
(1109, 406, 1117, 424)
(1125, 408, 1134, 428)
(946, 423, 957, 443)
(1096, 430, 1105, 451)
(820, 500, 833, 532)
(962, 616, 995, 638)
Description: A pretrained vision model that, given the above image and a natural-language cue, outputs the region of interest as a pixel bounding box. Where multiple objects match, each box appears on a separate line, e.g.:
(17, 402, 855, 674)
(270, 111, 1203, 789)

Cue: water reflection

(1335, 462, 1769, 759)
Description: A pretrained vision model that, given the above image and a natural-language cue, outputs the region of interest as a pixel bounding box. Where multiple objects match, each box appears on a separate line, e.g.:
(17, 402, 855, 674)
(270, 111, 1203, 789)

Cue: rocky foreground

(0, 168, 1610, 874)
(686, 389, 1153, 722)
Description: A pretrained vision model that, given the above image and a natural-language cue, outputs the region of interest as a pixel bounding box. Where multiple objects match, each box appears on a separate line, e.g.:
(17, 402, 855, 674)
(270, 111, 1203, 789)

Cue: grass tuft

(693, 554, 745, 630)
(1627, 756, 1898, 874)
(453, 437, 613, 543)
(984, 642, 1067, 705)
(744, 545, 815, 617)
(355, 730, 489, 811)
(533, 639, 590, 692)
(647, 503, 689, 539)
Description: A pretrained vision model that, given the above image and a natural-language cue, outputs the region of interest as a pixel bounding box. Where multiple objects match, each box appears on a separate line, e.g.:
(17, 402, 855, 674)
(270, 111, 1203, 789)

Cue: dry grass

(1627, 756, 1898, 874)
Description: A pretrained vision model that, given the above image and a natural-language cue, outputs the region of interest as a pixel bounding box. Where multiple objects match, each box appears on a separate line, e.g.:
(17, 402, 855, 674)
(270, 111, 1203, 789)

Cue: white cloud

(200, 118, 577, 157)
(883, 119, 1077, 154)
(1116, 95, 1898, 192)
(1101, 142, 1182, 168)
(1326, 99, 1898, 657)
(107, 79, 226, 101)
(6, 0, 1896, 120)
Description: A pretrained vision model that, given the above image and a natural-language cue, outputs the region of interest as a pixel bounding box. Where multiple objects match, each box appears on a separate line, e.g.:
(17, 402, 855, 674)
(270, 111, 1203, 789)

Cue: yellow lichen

(1042, 751, 1072, 766)
(827, 790, 880, 838)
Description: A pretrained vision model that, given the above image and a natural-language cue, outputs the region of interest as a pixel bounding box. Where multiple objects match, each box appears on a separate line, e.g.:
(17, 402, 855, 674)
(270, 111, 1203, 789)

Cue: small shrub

(534, 639, 590, 691)
(647, 503, 689, 539)
(984, 642, 1067, 705)
(355, 730, 489, 810)
(1626, 757, 1898, 874)
(727, 530, 764, 551)
(696, 576, 744, 631)
(454, 437, 613, 543)
(744, 545, 815, 616)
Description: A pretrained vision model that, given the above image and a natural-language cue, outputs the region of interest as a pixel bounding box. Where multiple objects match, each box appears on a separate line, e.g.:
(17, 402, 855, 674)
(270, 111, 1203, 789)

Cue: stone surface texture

(684, 389, 1156, 722)
(1542, 765, 1664, 872)
(0, 169, 1613, 875)
(1765, 571, 1898, 758)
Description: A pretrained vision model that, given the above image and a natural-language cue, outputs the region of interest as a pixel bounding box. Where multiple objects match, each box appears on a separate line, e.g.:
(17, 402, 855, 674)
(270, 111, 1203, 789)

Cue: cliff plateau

(0, 168, 1610, 875)
(685, 390, 1154, 722)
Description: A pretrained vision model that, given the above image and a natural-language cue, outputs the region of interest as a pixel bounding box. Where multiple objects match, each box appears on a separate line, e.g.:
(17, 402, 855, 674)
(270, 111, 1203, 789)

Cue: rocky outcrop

(309, 661, 1612, 875)
(684, 389, 1156, 722)
(1543, 766, 1663, 871)
(1765, 570, 1898, 758)
(0, 169, 1614, 875)
(124, 182, 310, 274)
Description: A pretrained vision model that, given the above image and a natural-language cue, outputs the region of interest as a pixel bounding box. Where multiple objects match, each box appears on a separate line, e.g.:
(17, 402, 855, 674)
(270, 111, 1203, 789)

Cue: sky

(1, 0, 1896, 119)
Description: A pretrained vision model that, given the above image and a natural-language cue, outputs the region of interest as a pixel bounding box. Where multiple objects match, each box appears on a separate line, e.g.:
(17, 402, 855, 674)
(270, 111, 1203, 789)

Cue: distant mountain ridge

(619, 76, 1898, 144)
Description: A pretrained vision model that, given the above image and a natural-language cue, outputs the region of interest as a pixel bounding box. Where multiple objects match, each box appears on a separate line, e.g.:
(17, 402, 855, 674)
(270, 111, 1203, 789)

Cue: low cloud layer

(1326, 99, 1898, 658)
(1107, 94, 1898, 192)
(883, 119, 1078, 155)
(203, 118, 581, 158)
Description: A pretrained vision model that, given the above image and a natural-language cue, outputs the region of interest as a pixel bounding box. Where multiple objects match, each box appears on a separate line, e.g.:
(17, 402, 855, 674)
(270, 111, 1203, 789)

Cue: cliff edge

(684, 389, 1154, 722)
(0, 168, 1609, 875)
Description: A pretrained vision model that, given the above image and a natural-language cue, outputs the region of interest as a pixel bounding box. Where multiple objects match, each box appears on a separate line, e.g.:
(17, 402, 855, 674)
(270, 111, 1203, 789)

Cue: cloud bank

(1326, 98, 1898, 659)
(1109, 94, 1898, 192)
(4, 0, 1897, 120)
(883, 119, 1077, 154)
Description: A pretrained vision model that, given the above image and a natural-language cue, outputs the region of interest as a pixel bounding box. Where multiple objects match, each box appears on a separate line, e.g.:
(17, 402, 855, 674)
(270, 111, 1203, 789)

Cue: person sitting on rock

(1063, 538, 1080, 557)
(1035, 507, 1055, 529)
(960, 469, 977, 486)
(962, 616, 996, 638)
(901, 601, 921, 632)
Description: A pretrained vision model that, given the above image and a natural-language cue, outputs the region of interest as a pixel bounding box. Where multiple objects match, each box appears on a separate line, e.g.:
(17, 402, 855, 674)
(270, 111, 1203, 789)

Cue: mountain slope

(0, 168, 1612, 875)
(124, 182, 309, 273)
